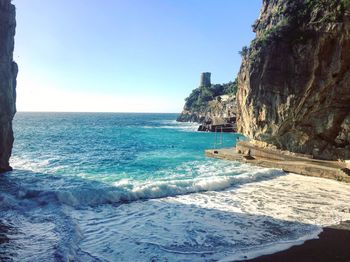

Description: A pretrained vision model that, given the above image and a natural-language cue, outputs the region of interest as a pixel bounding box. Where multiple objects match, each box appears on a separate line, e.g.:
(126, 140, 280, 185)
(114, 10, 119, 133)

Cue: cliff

(237, 0, 350, 160)
(177, 73, 237, 131)
(0, 0, 17, 172)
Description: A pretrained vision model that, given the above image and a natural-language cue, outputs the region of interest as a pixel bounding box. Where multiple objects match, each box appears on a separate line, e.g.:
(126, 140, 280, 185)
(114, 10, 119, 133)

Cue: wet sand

(245, 221, 350, 262)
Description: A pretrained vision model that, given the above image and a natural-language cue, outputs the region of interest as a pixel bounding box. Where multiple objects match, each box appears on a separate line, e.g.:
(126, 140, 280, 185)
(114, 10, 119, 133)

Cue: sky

(13, 0, 261, 113)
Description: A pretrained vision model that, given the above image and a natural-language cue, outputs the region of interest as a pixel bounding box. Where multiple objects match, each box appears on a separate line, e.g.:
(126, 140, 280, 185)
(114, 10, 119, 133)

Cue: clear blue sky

(13, 0, 261, 113)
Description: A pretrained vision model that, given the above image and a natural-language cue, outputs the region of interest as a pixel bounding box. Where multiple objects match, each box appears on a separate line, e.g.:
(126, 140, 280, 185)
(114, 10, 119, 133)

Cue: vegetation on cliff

(240, 0, 350, 62)
(177, 74, 238, 127)
(236, 0, 350, 160)
(183, 79, 237, 112)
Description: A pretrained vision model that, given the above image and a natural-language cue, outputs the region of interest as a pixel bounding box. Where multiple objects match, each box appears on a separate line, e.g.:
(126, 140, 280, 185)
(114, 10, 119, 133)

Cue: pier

(205, 141, 350, 183)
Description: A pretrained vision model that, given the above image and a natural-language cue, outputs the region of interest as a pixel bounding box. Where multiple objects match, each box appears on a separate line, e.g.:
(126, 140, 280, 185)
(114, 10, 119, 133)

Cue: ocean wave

(10, 168, 281, 208)
(72, 173, 350, 262)
(113, 168, 282, 201)
(3, 170, 350, 261)
(8, 153, 280, 208)
(0, 167, 282, 209)
(142, 119, 200, 132)
(142, 124, 199, 132)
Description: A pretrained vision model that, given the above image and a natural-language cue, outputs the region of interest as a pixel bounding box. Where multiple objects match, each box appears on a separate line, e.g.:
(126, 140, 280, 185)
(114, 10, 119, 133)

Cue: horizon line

(16, 110, 181, 114)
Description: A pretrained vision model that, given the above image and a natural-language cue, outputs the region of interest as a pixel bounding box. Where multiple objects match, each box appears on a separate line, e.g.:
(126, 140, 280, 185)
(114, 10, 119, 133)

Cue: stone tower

(199, 72, 211, 87)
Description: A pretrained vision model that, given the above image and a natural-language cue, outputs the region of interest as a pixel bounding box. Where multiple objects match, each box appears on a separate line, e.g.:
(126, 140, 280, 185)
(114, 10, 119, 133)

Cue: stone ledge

(205, 143, 350, 183)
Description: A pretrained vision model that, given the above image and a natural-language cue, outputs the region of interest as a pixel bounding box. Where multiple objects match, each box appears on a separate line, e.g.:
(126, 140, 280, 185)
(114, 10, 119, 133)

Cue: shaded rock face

(237, 0, 350, 160)
(0, 0, 17, 172)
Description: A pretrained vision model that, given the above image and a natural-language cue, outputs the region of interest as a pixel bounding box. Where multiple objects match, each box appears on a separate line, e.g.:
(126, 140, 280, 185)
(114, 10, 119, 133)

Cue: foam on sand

(73, 173, 350, 261)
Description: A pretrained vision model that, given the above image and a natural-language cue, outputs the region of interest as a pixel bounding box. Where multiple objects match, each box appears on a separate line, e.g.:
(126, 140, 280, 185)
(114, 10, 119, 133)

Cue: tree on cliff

(184, 79, 237, 111)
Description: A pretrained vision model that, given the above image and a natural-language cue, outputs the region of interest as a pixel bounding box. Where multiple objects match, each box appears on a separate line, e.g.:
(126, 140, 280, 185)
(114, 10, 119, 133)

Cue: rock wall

(0, 0, 17, 172)
(237, 0, 350, 160)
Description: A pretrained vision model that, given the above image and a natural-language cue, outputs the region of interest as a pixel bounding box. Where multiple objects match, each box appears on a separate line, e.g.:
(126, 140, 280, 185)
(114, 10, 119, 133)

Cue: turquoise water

(11, 113, 244, 200)
(0, 113, 326, 261)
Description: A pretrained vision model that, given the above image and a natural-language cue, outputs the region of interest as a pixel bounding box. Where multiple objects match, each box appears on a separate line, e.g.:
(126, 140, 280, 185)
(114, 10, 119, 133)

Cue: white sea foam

(23, 168, 277, 208)
(110, 168, 281, 203)
(10, 156, 66, 174)
(3, 166, 350, 261)
(5, 155, 350, 261)
(0, 191, 83, 262)
(143, 120, 200, 132)
(36, 162, 276, 207)
(72, 173, 350, 261)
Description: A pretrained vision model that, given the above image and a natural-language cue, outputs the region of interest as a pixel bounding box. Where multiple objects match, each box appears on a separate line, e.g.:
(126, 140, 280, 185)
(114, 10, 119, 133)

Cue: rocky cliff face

(0, 0, 17, 172)
(237, 0, 350, 160)
(178, 95, 236, 126)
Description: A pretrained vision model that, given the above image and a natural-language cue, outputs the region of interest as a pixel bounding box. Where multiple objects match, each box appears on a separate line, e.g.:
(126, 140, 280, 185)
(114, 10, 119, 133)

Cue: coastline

(244, 221, 350, 262)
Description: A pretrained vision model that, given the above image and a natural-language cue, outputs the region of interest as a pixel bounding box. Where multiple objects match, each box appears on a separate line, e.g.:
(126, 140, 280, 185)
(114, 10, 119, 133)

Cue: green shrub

(239, 46, 249, 57)
(183, 79, 238, 110)
(342, 0, 350, 8)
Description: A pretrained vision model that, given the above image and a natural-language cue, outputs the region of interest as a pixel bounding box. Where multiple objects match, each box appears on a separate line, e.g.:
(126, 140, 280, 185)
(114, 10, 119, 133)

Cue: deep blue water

(0, 113, 329, 261)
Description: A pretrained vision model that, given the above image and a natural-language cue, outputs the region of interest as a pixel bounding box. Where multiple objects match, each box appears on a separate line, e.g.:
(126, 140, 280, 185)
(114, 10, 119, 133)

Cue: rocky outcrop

(177, 73, 237, 131)
(195, 96, 237, 132)
(237, 0, 350, 160)
(177, 95, 236, 123)
(0, 0, 17, 172)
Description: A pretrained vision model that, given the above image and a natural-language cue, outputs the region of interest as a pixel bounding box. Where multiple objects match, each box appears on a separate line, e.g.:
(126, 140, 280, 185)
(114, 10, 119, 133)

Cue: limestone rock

(237, 0, 350, 160)
(177, 73, 237, 132)
(0, 0, 17, 172)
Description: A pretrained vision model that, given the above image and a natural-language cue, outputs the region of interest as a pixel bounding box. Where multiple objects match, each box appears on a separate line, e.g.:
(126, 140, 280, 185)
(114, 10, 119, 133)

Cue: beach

(0, 113, 350, 261)
(246, 221, 350, 262)
(1, 0, 350, 260)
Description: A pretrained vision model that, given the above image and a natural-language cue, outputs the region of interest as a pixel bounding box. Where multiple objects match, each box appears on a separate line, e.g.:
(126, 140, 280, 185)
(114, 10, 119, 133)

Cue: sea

(1, 112, 350, 262)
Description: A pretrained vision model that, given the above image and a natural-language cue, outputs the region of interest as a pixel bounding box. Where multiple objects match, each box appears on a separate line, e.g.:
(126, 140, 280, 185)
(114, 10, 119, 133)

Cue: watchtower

(199, 72, 211, 87)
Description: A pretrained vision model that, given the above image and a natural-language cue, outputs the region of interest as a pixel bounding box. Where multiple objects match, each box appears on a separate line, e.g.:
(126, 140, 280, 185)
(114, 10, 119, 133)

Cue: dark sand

(245, 221, 350, 262)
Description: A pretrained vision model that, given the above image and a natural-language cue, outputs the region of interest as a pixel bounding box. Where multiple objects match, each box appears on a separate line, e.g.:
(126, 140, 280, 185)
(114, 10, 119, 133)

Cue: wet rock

(0, 0, 17, 172)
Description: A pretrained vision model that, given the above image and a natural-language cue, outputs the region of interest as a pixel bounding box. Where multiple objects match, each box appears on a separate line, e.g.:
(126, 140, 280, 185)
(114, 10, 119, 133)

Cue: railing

(213, 126, 223, 149)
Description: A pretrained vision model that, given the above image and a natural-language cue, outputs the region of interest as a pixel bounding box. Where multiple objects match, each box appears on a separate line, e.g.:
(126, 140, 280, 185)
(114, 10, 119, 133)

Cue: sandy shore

(244, 221, 350, 262)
